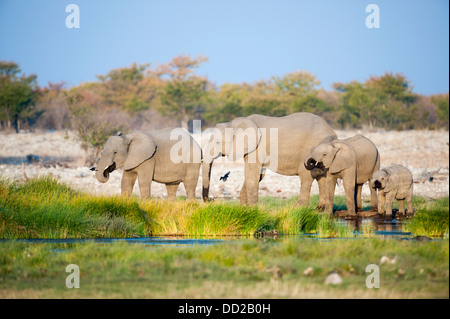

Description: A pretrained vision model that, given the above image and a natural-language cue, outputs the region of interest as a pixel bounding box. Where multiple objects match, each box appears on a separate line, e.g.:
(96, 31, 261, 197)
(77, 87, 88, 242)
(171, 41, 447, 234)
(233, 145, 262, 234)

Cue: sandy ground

(0, 129, 448, 201)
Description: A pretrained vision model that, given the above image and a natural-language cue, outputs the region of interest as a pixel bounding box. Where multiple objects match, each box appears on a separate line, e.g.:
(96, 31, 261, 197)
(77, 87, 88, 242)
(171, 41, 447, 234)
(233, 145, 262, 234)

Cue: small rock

(348, 264, 355, 274)
(273, 267, 282, 279)
(303, 267, 314, 277)
(380, 255, 397, 265)
(396, 269, 406, 277)
(265, 267, 282, 279)
(324, 272, 343, 285)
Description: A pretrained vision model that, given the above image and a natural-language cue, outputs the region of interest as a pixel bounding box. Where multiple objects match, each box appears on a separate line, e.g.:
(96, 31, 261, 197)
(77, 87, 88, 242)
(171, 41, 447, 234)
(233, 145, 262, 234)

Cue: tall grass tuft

(405, 197, 449, 237)
(0, 177, 151, 238)
(316, 214, 354, 238)
(272, 205, 319, 234)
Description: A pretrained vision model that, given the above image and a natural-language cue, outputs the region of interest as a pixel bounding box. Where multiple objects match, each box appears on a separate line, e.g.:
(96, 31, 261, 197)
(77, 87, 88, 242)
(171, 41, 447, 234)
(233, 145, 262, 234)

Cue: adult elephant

(304, 134, 380, 215)
(91, 128, 201, 199)
(202, 112, 337, 206)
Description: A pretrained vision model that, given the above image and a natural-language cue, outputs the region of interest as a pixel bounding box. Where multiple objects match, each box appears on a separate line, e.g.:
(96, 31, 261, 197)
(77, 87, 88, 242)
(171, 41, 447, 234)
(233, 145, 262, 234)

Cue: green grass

(0, 238, 448, 298)
(0, 176, 448, 239)
(405, 197, 449, 237)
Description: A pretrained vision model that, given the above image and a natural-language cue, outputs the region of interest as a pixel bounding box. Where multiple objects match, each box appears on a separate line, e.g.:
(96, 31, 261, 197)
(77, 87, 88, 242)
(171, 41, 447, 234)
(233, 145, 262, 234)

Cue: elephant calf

(305, 134, 380, 215)
(370, 164, 414, 216)
(91, 129, 201, 200)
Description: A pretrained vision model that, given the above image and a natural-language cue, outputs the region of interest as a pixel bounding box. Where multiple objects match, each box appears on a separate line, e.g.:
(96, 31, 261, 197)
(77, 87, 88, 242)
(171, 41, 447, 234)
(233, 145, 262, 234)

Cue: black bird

(220, 171, 231, 182)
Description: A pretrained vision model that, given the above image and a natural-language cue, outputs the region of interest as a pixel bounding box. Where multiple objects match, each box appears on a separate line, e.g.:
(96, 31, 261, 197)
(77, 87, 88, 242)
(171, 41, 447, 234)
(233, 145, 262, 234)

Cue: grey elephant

(91, 128, 202, 199)
(370, 164, 414, 216)
(304, 134, 380, 215)
(202, 112, 337, 206)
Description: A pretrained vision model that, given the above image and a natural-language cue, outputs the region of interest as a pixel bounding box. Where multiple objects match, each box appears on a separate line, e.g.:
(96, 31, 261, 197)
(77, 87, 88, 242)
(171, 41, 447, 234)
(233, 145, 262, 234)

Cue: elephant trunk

(372, 179, 382, 189)
(202, 160, 213, 202)
(305, 157, 325, 170)
(94, 159, 116, 183)
(304, 158, 317, 170)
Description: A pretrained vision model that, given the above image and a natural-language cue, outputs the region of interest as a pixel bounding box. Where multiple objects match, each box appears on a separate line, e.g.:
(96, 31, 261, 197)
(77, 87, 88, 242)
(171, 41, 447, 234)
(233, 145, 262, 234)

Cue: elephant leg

(243, 158, 261, 205)
(398, 199, 405, 215)
(297, 169, 313, 206)
(240, 181, 248, 205)
(406, 191, 414, 215)
(385, 192, 396, 217)
(378, 192, 386, 215)
(138, 174, 152, 199)
(323, 176, 337, 213)
(136, 160, 155, 199)
(343, 178, 356, 215)
(356, 184, 363, 211)
(166, 183, 180, 200)
(369, 183, 378, 211)
(183, 167, 199, 200)
(121, 170, 137, 197)
(317, 177, 333, 211)
(317, 177, 326, 209)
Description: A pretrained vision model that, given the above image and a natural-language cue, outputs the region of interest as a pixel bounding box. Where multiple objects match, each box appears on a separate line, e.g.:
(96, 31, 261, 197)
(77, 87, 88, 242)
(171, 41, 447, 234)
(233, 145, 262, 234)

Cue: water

(0, 216, 423, 247)
(0, 236, 224, 246)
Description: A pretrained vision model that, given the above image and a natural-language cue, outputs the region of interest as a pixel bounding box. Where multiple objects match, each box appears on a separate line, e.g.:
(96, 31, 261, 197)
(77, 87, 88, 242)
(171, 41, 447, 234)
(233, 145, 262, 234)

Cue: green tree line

(1, 57, 448, 137)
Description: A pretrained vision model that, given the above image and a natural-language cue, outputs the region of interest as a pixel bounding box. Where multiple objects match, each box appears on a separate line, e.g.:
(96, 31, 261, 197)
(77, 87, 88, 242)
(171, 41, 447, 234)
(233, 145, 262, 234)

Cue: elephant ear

(123, 131, 157, 171)
(329, 141, 355, 174)
(228, 118, 262, 161)
(384, 169, 399, 193)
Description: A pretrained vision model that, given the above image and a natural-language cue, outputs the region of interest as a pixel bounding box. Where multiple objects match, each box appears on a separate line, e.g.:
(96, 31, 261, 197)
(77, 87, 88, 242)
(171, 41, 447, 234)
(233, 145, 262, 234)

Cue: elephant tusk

(102, 162, 116, 178)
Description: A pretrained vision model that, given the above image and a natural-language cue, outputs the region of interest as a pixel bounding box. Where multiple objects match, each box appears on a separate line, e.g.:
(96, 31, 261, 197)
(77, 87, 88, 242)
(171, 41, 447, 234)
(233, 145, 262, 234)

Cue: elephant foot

(344, 213, 358, 220)
(334, 210, 349, 218)
(296, 199, 309, 207)
(394, 212, 406, 220)
(357, 210, 379, 218)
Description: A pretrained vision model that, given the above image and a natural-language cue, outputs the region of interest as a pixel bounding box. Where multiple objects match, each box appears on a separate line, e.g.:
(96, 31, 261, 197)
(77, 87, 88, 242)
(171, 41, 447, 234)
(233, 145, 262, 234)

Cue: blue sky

(0, 0, 448, 94)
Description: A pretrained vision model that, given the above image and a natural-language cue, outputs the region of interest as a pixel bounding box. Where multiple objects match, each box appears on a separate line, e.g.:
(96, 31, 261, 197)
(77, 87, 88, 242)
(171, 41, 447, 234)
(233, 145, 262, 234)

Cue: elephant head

(304, 140, 355, 175)
(370, 169, 395, 192)
(202, 118, 262, 201)
(91, 131, 157, 183)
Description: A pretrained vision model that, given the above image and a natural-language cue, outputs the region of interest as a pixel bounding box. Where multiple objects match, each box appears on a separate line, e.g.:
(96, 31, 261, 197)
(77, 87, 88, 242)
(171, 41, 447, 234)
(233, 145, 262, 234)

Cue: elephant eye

(113, 151, 117, 155)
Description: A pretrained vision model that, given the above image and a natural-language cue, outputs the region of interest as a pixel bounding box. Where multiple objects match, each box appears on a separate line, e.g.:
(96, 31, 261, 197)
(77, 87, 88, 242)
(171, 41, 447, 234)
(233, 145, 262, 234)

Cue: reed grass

(1, 176, 448, 239)
(405, 197, 449, 237)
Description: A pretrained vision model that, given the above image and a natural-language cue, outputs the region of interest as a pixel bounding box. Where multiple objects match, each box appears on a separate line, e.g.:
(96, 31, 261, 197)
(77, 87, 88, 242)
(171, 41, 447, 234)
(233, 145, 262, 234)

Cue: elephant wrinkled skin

(370, 164, 414, 216)
(305, 134, 380, 215)
(92, 129, 201, 199)
(202, 112, 337, 207)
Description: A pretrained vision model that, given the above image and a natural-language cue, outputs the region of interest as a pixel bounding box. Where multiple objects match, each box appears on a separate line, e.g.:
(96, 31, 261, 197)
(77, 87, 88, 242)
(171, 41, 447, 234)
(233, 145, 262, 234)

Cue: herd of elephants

(90, 112, 414, 217)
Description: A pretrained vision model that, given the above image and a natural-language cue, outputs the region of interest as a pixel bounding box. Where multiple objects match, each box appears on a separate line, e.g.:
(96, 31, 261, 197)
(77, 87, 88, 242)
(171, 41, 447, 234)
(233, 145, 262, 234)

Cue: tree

(97, 62, 152, 114)
(35, 81, 71, 130)
(272, 71, 320, 97)
(157, 55, 209, 130)
(334, 73, 418, 130)
(0, 61, 38, 132)
(66, 84, 124, 165)
(432, 94, 449, 130)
